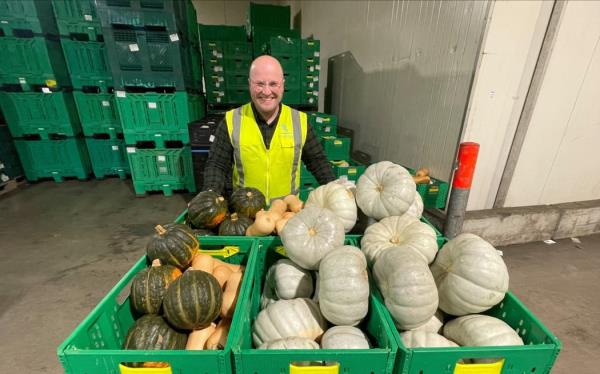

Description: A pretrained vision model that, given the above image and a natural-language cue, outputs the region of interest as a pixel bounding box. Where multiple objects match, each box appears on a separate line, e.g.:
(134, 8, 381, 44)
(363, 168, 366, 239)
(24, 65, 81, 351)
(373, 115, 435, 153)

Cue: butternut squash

(212, 258, 243, 273)
(191, 253, 214, 273)
(206, 318, 232, 350)
(246, 210, 276, 236)
(284, 194, 303, 212)
(186, 323, 217, 350)
(212, 265, 233, 289)
(413, 175, 431, 184)
(275, 212, 296, 234)
(416, 168, 430, 177)
(221, 270, 244, 318)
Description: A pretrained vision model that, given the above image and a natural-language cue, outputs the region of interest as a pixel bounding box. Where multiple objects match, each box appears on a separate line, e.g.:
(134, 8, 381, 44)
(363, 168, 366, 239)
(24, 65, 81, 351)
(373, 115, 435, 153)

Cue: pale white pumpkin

(443, 315, 524, 347)
(312, 272, 320, 303)
(260, 280, 278, 309)
(280, 207, 345, 270)
(252, 298, 327, 346)
(409, 310, 444, 334)
(258, 337, 320, 349)
(400, 330, 458, 348)
(430, 233, 509, 316)
(373, 246, 438, 330)
(355, 161, 416, 220)
(405, 193, 424, 219)
(361, 215, 438, 265)
(268, 259, 314, 300)
(306, 181, 357, 233)
(318, 246, 369, 326)
(321, 326, 370, 349)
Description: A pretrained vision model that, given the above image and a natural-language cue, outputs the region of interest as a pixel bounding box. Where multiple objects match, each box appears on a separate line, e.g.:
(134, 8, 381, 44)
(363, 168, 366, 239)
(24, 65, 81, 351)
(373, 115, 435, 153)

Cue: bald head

(249, 55, 285, 120)
(249, 55, 284, 81)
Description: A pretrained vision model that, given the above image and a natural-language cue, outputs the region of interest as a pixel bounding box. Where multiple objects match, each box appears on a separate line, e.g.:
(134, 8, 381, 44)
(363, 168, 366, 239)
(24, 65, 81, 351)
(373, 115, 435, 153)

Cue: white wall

(193, 0, 281, 25)
(504, 1, 600, 207)
(461, 1, 553, 210)
(287, 0, 489, 181)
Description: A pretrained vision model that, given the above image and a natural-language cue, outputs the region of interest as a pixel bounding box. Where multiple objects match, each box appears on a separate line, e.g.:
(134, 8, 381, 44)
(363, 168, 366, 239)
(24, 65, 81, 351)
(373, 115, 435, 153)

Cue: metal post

(444, 142, 480, 239)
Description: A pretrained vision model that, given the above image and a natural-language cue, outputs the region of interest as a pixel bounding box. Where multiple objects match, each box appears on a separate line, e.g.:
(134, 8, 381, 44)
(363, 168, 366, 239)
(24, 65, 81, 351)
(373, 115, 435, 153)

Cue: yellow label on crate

(454, 359, 504, 374)
(290, 362, 339, 374)
(45, 79, 57, 88)
(348, 168, 357, 174)
(197, 246, 240, 258)
(334, 140, 342, 145)
(275, 245, 287, 257)
(119, 363, 172, 374)
(429, 186, 439, 193)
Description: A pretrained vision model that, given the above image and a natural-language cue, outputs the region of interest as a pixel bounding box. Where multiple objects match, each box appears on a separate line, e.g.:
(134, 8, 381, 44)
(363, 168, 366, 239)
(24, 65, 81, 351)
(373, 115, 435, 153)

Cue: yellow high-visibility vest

(225, 103, 308, 201)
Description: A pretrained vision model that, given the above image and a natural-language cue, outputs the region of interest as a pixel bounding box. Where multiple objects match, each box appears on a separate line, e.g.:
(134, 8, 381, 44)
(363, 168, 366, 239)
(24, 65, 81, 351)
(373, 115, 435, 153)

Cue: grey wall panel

(297, 0, 489, 181)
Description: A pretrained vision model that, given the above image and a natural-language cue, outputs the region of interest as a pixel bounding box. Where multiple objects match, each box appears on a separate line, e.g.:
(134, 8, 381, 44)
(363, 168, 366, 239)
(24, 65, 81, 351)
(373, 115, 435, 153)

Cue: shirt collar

(251, 102, 282, 126)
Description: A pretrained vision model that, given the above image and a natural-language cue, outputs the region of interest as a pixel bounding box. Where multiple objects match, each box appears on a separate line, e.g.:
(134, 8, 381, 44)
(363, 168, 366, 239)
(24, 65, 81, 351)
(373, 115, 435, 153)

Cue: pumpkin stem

(308, 227, 317, 237)
(230, 213, 238, 221)
(151, 259, 162, 267)
(155, 225, 167, 235)
(217, 196, 224, 202)
(246, 191, 253, 198)
(376, 184, 384, 192)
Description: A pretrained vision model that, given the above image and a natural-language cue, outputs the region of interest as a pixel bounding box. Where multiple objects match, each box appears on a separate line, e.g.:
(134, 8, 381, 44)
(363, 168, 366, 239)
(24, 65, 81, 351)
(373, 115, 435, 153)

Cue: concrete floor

(0, 179, 598, 373)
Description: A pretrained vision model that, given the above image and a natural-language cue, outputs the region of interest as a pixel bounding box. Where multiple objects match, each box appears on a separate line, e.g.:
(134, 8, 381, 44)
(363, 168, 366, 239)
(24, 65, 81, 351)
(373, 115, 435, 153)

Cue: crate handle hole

(531, 368, 537, 372)
(116, 280, 134, 306)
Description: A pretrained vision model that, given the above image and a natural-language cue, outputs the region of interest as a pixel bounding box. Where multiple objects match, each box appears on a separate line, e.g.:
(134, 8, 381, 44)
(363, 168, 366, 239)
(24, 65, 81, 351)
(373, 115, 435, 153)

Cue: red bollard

(444, 142, 480, 239)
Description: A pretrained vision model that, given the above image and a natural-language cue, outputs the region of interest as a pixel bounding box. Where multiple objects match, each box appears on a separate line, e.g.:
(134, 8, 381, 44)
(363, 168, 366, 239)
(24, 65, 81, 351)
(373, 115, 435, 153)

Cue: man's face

(249, 60, 284, 114)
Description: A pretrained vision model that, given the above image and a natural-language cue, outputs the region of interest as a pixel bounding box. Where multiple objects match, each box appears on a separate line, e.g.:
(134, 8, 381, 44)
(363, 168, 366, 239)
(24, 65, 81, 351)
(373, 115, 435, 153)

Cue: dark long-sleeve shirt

(202, 103, 335, 196)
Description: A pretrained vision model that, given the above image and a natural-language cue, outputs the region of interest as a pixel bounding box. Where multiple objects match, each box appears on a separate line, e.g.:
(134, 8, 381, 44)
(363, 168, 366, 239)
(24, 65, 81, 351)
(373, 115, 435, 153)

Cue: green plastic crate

(321, 135, 351, 161)
(0, 36, 71, 88)
(232, 237, 399, 374)
(224, 41, 253, 59)
(330, 160, 366, 181)
(14, 136, 91, 182)
(281, 88, 302, 106)
(406, 167, 450, 209)
(299, 162, 320, 188)
(51, 0, 103, 40)
(207, 88, 250, 106)
(0, 91, 82, 138)
(115, 91, 204, 145)
(251, 27, 299, 57)
(302, 39, 320, 57)
(308, 112, 338, 127)
(85, 137, 129, 179)
(0, 123, 23, 178)
(73, 91, 121, 137)
(57, 236, 259, 374)
(127, 144, 196, 196)
(60, 39, 112, 88)
(269, 36, 301, 55)
(0, 0, 59, 35)
(298, 186, 315, 202)
(199, 24, 247, 43)
(247, 3, 291, 32)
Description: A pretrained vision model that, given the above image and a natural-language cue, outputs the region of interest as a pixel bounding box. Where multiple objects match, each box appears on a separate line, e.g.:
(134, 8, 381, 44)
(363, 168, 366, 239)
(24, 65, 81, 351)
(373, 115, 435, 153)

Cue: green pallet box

(247, 3, 291, 33)
(0, 90, 82, 138)
(0, 0, 60, 35)
(96, 0, 177, 30)
(127, 145, 196, 196)
(232, 237, 399, 374)
(60, 39, 112, 88)
(0, 124, 23, 178)
(85, 137, 129, 179)
(321, 135, 351, 161)
(51, 0, 102, 40)
(199, 24, 247, 43)
(57, 236, 258, 374)
(73, 90, 121, 137)
(0, 36, 71, 88)
(14, 136, 91, 182)
(115, 91, 204, 145)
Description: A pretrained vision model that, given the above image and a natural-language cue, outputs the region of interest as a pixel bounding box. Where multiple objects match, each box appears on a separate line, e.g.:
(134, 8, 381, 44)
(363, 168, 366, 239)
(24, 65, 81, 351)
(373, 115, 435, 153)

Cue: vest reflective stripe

(226, 103, 307, 201)
(231, 107, 244, 186)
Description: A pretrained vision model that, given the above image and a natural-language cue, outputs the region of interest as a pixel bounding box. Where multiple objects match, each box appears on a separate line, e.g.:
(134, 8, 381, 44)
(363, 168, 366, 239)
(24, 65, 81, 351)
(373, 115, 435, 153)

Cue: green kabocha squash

(218, 213, 253, 236)
(188, 191, 228, 229)
(163, 269, 223, 330)
(230, 187, 266, 218)
(130, 259, 182, 315)
(146, 224, 199, 269)
(123, 314, 187, 367)
(192, 228, 215, 236)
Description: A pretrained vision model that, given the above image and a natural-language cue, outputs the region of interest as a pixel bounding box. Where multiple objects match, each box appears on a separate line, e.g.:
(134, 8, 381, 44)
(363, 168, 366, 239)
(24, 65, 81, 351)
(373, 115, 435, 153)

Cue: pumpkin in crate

(373, 246, 438, 330)
(123, 314, 187, 367)
(279, 207, 345, 270)
(230, 187, 266, 218)
(355, 161, 416, 220)
(146, 224, 199, 269)
(361, 215, 438, 265)
(318, 246, 369, 326)
(321, 326, 371, 349)
(430, 233, 509, 316)
(266, 259, 314, 300)
(305, 181, 357, 233)
(193, 228, 215, 236)
(130, 259, 182, 315)
(252, 298, 327, 346)
(443, 315, 524, 347)
(218, 213, 253, 236)
(400, 330, 458, 348)
(163, 269, 223, 330)
(188, 191, 228, 229)
(258, 337, 320, 350)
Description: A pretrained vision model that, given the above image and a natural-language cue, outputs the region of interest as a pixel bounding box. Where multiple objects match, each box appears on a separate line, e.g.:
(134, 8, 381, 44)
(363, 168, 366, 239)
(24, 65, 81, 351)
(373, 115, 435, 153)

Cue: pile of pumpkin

(122, 223, 245, 365)
(249, 161, 522, 352)
(186, 188, 304, 236)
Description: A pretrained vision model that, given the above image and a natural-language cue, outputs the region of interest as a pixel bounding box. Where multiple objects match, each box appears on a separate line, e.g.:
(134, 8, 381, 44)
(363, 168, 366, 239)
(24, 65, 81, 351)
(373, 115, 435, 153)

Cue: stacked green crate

(199, 25, 252, 107)
(95, 0, 202, 195)
(0, 1, 92, 182)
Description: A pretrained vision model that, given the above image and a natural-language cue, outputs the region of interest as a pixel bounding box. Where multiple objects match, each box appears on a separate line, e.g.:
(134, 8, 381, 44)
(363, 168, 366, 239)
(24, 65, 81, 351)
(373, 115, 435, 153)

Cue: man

(202, 55, 335, 201)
